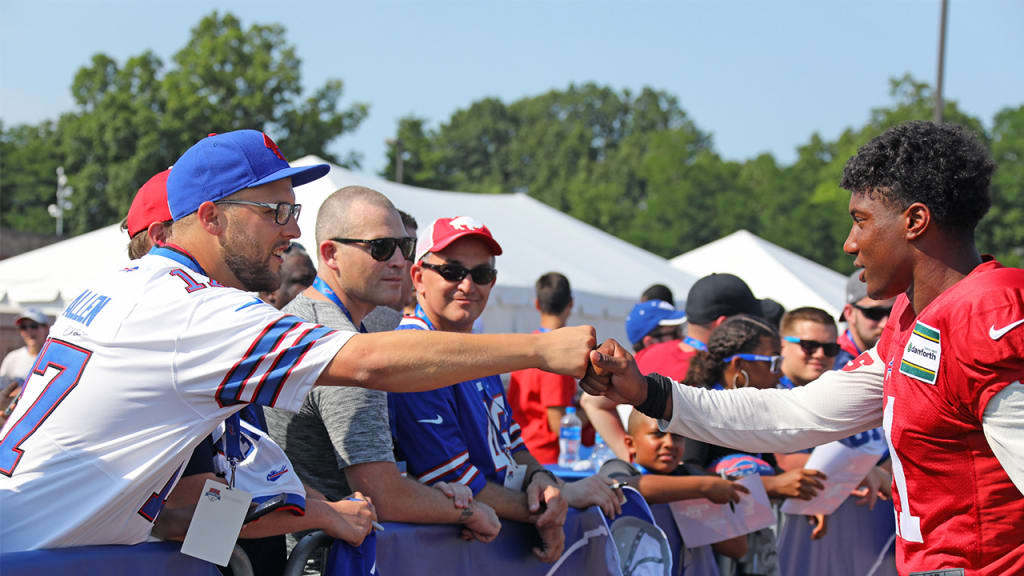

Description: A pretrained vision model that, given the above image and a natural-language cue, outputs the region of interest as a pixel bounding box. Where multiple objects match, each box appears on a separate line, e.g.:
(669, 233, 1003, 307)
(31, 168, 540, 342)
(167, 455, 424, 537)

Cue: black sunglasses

(18, 322, 43, 331)
(420, 262, 497, 285)
(783, 336, 840, 357)
(853, 304, 892, 322)
(332, 237, 416, 262)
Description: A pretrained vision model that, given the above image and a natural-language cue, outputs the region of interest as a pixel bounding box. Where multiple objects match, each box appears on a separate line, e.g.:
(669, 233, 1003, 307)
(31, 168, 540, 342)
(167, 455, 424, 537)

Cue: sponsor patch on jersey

(899, 320, 941, 385)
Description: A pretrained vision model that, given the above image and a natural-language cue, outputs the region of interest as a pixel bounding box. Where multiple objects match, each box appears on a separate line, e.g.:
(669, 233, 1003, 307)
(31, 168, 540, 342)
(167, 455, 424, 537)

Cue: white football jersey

(0, 247, 351, 551)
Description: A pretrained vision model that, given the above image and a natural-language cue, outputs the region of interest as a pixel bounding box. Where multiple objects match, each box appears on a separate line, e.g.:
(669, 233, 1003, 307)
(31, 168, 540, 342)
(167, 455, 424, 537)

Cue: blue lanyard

(413, 304, 437, 331)
(843, 329, 862, 355)
(683, 336, 707, 351)
(312, 277, 366, 333)
(151, 245, 208, 276)
(537, 327, 550, 333)
(222, 413, 243, 488)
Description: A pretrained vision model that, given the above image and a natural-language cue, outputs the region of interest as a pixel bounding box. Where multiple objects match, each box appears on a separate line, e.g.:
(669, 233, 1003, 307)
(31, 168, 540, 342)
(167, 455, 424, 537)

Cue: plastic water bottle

(558, 407, 583, 467)
(589, 433, 615, 470)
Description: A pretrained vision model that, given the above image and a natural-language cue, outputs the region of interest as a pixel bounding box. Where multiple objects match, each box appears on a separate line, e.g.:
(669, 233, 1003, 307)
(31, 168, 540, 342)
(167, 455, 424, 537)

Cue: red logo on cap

(263, 133, 287, 161)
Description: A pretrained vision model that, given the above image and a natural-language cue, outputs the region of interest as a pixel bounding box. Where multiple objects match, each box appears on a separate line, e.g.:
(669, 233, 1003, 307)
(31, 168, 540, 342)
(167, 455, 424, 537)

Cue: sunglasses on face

(332, 237, 416, 262)
(722, 353, 782, 374)
(420, 261, 498, 285)
(18, 322, 43, 331)
(853, 304, 892, 322)
(215, 200, 301, 226)
(783, 336, 840, 357)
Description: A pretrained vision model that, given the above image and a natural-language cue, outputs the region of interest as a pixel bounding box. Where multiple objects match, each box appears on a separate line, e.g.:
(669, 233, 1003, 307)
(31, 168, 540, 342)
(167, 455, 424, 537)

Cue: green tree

(381, 115, 448, 189)
(979, 105, 1024, 266)
(3, 11, 367, 236)
(0, 121, 63, 232)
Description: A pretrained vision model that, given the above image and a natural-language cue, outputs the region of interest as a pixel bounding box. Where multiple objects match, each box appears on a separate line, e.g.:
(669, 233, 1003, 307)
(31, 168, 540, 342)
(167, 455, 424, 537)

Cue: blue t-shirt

(388, 309, 528, 494)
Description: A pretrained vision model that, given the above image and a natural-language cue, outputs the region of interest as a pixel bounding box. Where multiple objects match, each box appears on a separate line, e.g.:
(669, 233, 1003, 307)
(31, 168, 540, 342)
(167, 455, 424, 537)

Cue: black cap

(685, 273, 762, 325)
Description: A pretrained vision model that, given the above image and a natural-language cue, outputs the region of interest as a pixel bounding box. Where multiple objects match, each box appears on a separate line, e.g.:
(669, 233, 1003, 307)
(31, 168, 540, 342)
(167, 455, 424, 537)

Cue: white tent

(0, 157, 697, 343)
(669, 229, 847, 319)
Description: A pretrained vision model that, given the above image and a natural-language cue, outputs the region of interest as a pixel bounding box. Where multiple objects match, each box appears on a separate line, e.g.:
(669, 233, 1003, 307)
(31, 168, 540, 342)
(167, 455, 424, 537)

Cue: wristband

(636, 373, 672, 420)
(526, 468, 560, 490)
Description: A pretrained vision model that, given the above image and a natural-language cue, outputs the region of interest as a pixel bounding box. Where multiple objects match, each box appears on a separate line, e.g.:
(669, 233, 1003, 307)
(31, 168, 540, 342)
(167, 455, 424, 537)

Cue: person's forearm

(712, 535, 748, 559)
(628, 474, 719, 505)
(239, 498, 334, 539)
(346, 463, 468, 524)
(476, 482, 532, 523)
(320, 330, 586, 392)
(982, 381, 1024, 495)
(660, 347, 886, 453)
(774, 452, 810, 472)
(579, 394, 630, 460)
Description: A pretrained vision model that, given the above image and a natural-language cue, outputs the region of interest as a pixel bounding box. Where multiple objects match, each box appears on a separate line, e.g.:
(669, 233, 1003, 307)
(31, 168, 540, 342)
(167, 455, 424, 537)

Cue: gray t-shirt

(362, 305, 403, 333)
(264, 293, 394, 501)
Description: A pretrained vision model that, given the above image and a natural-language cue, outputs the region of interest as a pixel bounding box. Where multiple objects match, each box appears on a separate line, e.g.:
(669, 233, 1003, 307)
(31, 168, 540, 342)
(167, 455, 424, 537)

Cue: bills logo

(263, 133, 287, 161)
(205, 487, 222, 502)
(449, 216, 484, 231)
(267, 466, 288, 482)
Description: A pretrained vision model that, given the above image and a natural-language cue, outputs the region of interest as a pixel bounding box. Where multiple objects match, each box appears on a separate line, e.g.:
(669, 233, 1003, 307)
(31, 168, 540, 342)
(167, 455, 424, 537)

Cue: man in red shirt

(508, 272, 593, 464)
(584, 121, 1024, 575)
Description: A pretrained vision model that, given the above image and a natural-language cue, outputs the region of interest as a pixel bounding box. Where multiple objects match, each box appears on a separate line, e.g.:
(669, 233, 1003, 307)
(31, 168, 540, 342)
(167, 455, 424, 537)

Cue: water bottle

(589, 433, 615, 470)
(558, 407, 582, 467)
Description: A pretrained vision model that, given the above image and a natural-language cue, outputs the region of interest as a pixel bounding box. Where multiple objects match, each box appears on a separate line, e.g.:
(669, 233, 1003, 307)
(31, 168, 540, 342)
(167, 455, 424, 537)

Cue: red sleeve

(536, 370, 576, 408)
(949, 284, 1024, 423)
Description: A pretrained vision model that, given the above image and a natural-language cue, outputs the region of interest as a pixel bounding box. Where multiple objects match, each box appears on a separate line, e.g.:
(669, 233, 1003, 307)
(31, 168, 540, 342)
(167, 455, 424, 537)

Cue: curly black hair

(840, 121, 995, 233)
(684, 314, 779, 389)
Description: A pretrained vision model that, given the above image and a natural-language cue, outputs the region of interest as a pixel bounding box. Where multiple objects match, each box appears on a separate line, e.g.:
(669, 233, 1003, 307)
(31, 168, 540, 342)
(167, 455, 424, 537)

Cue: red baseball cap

(126, 169, 172, 237)
(415, 216, 503, 262)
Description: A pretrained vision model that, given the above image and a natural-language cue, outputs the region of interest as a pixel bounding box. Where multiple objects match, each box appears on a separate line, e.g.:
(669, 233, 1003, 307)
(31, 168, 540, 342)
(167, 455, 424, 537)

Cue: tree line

(3, 12, 1021, 270)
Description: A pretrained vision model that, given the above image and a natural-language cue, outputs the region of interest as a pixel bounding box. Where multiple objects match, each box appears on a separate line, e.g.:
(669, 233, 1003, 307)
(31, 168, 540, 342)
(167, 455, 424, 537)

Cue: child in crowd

(602, 409, 749, 560)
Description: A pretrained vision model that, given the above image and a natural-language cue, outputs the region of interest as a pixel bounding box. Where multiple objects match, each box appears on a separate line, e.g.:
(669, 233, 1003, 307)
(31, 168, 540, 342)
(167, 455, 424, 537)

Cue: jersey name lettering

(62, 290, 112, 327)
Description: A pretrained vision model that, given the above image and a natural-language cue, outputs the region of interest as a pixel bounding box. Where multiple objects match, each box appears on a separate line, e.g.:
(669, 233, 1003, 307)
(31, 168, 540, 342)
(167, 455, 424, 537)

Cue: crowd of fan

(0, 129, 896, 576)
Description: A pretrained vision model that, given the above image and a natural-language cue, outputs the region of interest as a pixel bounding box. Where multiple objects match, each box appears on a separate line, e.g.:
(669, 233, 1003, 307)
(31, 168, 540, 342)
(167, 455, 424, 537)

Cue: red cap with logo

(126, 169, 172, 237)
(415, 216, 503, 262)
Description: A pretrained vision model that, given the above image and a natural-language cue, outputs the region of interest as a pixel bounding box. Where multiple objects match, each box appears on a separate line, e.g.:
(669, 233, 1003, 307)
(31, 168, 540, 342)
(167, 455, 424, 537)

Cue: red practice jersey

(875, 258, 1024, 574)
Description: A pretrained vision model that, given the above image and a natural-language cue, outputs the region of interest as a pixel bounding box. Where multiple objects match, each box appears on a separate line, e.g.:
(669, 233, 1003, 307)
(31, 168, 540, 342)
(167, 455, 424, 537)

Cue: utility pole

(934, 0, 949, 123)
(48, 166, 74, 237)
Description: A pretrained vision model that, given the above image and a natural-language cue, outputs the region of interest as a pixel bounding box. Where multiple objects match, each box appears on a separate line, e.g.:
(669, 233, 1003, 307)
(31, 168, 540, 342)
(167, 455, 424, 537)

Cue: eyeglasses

(332, 237, 416, 262)
(18, 322, 43, 331)
(722, 353, 782, 374)
(783, 336, 840, 357)
(420, 261, 498, 285)
(852, 304, 892, 322)
(215, 200, 301, 226)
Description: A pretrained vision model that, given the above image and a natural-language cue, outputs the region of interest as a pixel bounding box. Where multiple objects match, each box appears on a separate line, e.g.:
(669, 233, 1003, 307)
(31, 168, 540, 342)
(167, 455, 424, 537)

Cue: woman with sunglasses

(681, 315, 828, 575)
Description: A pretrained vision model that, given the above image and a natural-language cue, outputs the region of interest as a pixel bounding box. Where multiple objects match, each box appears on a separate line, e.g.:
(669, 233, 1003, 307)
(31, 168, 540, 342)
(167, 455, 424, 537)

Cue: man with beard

(266, 187, 501, 548)
(0, 130, 595, 552)
(582, 122, 1024, 575)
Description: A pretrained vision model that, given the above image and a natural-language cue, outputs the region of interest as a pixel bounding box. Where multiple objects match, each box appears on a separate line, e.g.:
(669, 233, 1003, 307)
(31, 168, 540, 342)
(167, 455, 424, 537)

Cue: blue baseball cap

(625, 300, 686, 345)
(166, 130, 330, 220)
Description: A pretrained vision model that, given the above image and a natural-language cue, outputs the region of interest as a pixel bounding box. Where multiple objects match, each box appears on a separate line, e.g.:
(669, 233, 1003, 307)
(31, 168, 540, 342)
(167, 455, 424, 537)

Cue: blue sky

(2, 0, 1021, 173)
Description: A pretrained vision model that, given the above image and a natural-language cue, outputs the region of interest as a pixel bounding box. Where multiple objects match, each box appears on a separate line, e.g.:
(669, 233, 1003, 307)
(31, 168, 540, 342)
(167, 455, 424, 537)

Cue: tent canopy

(669, 229, 848, 320)
(0, 157, 697, 343)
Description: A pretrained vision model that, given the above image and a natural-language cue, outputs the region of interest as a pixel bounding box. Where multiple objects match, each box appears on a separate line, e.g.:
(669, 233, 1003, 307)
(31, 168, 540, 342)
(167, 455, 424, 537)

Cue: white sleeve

(982, 381, 1024, 496)
(173, 289, 352, 415)
(659, 346, 886, 452)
